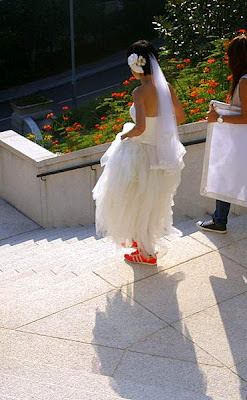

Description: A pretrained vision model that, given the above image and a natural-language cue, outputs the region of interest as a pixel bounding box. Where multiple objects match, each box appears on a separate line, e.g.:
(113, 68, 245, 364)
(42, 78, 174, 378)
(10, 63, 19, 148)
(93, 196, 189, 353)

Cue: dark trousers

(213, 200, 231, 226)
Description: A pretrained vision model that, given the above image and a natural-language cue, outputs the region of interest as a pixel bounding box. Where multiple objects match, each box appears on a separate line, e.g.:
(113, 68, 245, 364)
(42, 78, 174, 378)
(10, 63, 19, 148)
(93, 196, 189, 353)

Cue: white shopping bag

(200, 101, 247, 207)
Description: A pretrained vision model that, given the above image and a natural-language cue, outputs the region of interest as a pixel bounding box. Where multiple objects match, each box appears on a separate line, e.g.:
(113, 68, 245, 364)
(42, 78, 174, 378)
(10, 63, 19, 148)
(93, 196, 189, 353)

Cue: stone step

(0, 237, 113, 287)
(0, 224, 96, 256)
(0, 357, 216, 400)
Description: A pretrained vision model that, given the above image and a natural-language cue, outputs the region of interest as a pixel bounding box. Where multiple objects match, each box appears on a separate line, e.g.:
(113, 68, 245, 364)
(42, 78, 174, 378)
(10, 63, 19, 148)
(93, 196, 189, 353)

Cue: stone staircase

(1, 198, 247, 399)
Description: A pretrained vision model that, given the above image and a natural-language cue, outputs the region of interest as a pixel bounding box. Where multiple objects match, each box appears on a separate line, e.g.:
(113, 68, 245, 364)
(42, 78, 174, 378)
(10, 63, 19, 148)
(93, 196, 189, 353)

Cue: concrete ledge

(0, 122, 242, 228)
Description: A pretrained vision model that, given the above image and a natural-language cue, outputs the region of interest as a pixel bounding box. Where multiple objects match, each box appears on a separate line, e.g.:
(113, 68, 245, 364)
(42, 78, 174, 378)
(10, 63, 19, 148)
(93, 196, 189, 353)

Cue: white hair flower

(128, 53, 146, 74)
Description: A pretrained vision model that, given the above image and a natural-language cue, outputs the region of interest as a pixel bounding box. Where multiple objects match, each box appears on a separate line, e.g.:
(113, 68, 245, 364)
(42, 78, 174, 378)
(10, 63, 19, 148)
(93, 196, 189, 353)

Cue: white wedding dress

(92, 104, 185, 256)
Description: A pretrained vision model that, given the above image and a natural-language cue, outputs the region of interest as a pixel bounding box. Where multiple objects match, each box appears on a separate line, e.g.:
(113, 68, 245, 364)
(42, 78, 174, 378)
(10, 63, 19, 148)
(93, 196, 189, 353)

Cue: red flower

(190, 91, 199, 98)
(101, 116, 107, 121)
(62, 106, 69, 110)
(208, 80, 218, 88)
(63, 116, 69, 121)
(195, 98, 204, 104)
(182, 103, 189, 108)
(129, 76, 136, 81)
(43, 125, 53, 131)
(170, 58, 176, 61)
(238, 29, 246, 33)
(46, 113, 54, 119)
(207, 58, 216, 64)
(123, 80, 130, 85)
(183, 59, 191, 63)
(190, 108, 201, 115)
(207, 88, 217, 94)
(128, 102, 134, 106)
(227, 74, 233, 80)
(204, 67, 210, 73)
(176, 63, 185, 70)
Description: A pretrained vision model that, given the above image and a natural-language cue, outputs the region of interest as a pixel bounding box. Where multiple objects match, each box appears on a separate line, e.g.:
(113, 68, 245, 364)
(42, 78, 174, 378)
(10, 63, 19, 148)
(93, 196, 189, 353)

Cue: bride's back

(142, 82, 158, 118)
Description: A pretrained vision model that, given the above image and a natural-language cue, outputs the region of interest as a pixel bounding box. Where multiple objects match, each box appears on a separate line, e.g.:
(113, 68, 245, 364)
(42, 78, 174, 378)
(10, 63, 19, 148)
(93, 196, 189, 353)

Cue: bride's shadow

(92, 258, 211, 399)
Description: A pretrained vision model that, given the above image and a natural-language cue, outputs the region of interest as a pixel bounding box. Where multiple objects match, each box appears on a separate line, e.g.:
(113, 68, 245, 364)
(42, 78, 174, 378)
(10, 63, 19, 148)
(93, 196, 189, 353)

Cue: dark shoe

(196, 219, 227, 234)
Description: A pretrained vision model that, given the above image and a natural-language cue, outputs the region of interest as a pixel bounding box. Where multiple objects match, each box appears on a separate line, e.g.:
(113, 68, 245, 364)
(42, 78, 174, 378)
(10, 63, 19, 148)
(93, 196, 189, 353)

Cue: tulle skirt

(92, 124, 184, 257)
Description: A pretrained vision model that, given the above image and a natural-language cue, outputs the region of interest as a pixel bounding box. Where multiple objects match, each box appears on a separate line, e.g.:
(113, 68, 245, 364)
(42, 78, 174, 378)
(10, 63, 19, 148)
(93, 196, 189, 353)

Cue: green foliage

(27, 38, 233, 153)
(153, 0, 247, 59)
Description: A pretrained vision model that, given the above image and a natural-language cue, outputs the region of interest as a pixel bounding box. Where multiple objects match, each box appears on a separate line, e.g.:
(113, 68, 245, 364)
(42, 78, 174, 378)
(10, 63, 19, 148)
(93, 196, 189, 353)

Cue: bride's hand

(207, 105, 219, 123)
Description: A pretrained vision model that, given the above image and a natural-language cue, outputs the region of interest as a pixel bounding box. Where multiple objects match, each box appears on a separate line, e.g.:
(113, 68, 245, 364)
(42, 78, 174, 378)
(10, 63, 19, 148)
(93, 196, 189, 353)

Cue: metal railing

(37, 138, 206, 180)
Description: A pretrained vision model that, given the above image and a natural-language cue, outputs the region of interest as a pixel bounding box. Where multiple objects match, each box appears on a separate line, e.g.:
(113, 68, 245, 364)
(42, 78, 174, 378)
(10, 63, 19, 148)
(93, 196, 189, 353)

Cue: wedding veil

(149, 54, 186, 174)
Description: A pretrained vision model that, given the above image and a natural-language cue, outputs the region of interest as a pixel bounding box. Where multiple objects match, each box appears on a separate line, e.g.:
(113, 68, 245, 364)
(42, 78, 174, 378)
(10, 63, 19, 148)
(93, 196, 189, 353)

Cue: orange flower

(170, 58, 176, 61)
(207, 58, 216, 64)
(123, 80, 130, 85)
(129, 76, 136, 81)
(208, 80, 218, 88)
(62, 106, 69, 110)
(63, 117, 69, 121)
(176, 63, 185, 70)
(190, 108, 201, 115)
(207, 88, 217, 94)
(182, 103, 189, 108)
(43, 124, 53, 131)
(204, 67, 210, 73)
(195, 98, 204, 104)
(190, 91, 199, 98)
(183, 59, 191, 63)
(98, 133, 103, 139)
(65, 149, 72, 153)
(238, 29, 246, 33)
(227, 74, 233, 80)
(128, 102, 133, 106)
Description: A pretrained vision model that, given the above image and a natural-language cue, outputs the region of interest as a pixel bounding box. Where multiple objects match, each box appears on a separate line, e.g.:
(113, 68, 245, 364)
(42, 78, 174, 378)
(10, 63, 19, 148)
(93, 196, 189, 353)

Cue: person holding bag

(197, 33, 247, 233)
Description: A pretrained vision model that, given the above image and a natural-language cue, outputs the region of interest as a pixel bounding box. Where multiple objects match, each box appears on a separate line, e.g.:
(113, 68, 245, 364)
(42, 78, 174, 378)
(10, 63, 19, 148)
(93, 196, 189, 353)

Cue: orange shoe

(124, 252, 157, 265)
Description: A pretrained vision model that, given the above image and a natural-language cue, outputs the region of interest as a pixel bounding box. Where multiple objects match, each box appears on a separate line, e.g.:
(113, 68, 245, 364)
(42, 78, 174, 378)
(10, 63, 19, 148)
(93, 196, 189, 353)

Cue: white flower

(127, 53, 146, 74)
(137, 56, 146, 67)
(128, 53, 139, 66)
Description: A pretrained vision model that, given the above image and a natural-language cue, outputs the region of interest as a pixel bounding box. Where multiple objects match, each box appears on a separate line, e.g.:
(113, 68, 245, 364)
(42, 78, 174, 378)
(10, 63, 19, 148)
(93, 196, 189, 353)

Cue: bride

(93, 40, 186, 265)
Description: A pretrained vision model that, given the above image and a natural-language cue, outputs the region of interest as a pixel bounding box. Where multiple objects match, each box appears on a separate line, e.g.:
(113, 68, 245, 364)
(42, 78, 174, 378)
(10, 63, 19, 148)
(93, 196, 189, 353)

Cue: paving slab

(0, 374, 125, 400)
(173, 293, 247, 368)
(128, 325, 223, 366)
(122, 251, 247, 324)
(0, 269, 113, 329)
(93, 236, 212, 288)
(231, 361, 247, 382)
(17, 290, 166, 348)
(219, 238, 247, 268)
(114, 350, 247, 400)
(0, 328, 123, 376)
(0, 357, 217, 400)
(0, 198, 39, 241)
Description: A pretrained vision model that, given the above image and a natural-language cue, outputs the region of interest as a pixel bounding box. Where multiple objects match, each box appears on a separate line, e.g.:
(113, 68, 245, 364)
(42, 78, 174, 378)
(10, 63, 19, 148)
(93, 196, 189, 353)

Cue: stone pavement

(0, 198, 247, 399)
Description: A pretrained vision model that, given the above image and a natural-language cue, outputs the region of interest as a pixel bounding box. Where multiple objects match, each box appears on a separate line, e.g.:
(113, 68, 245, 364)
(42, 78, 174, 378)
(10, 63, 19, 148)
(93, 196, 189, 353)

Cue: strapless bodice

(130, 104, 157, 145)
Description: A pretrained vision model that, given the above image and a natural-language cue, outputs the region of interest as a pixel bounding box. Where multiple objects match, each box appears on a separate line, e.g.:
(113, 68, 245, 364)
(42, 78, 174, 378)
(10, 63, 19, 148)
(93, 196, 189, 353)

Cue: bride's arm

(168, 83, 186, 125)
(121, 88, 146, 139)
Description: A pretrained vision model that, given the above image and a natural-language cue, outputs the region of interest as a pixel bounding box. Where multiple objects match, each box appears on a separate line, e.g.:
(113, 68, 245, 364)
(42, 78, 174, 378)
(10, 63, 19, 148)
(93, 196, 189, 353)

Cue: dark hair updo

(127, 40, 159, 75)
